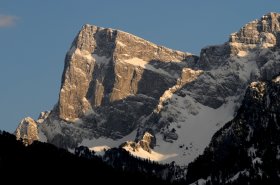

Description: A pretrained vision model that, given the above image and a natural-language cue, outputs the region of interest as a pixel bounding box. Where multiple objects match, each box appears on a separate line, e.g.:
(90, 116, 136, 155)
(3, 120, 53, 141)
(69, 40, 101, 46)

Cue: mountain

(185, 75, 280, 185)
(15, 12, 280, 165)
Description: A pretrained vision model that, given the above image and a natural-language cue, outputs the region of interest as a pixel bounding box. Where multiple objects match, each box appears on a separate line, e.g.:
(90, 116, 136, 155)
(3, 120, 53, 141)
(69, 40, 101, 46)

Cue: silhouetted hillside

(0, 131, 169, 184)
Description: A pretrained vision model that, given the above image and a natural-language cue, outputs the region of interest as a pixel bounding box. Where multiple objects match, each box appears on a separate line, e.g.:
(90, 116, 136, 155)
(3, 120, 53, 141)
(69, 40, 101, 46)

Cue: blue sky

(1, 0, 280, 132)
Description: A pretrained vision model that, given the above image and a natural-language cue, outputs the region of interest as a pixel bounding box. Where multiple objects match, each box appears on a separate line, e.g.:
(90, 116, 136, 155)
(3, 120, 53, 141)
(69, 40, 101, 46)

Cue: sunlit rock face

(58, 24, 196, 123)
(15, 117, 39, 145)
(121, 132, 154, 153)
(55, 24, 197, 141)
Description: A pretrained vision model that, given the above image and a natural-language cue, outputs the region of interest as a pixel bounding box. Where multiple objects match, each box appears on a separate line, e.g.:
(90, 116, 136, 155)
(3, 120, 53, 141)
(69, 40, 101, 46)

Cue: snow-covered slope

(15, 12, 280, 166)
(151, 96, 238, 164)
(128, 12, 280, 165)
(184, 75, 280, 184)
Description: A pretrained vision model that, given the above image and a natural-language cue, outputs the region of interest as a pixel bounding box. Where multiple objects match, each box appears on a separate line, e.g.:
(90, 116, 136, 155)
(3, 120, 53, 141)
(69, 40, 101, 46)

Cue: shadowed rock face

(181, 12, 280, 109)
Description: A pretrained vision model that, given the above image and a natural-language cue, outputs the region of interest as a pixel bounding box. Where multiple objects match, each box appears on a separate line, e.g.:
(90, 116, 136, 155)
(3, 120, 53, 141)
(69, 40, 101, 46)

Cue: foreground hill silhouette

(0, 131, 169, 184)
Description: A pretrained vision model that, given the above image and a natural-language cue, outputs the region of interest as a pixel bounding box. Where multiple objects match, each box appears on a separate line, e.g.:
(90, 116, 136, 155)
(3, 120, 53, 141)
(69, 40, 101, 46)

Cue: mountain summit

(58, 24, 197, 124)
(16, 12, 280, 165)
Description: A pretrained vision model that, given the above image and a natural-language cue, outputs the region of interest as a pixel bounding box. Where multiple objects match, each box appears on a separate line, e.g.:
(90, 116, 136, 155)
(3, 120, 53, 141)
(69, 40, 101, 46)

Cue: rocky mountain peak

(200, 13, 280, 71)
(57, 24, 197, 124)
(15, 117, 39, 145)
(121, 132, 154, 153)
(230, 12, 280, 46)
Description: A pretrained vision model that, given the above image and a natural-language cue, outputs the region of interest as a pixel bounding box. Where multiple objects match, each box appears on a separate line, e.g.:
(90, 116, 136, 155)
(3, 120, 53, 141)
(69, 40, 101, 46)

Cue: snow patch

(237, 50, 248, 57)
(90, 145, 111, 156)
(123, 145, 177, 162)
(117, 41, 126, 47)
(67, 148, 75, 154)
(252, 157, 262, 165)
(69, 47, 111, 66)
(72, 48, 94, 61)
(93, 54, 111, 65)
(226, 170, 249, 183)
(122, 57, 174, 78)
(90, 145, 110, 152)
(189, 179, 207, 185)
(273, 76, 280, 83)
(37, 127, 47, 143)
(248, 146, 257, 157)
(79, 130, 137, 150)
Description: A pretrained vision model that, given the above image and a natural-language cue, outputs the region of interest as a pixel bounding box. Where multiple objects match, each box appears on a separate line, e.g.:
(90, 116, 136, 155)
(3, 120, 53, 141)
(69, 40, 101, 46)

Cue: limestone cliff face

(230, 12, 280, 45)
(15, 112, 49, 145)
(52, 24, 197, 140)
(58, 25, 196, 122)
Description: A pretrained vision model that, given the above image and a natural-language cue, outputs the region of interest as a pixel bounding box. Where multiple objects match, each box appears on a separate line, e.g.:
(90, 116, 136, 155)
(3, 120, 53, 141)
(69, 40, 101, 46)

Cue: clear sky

(1, 0, 280, 132)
